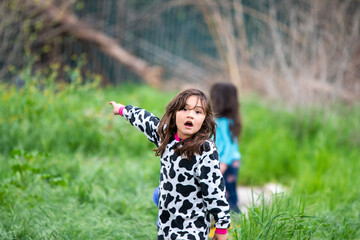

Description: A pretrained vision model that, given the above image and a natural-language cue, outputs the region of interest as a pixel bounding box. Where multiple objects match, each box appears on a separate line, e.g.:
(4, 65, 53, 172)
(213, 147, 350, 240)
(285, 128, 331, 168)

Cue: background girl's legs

(223, 160, 240, 213)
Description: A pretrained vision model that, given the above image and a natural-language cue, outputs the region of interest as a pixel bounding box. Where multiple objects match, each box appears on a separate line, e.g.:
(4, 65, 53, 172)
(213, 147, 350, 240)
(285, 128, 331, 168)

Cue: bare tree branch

(26, 0, 162, 86)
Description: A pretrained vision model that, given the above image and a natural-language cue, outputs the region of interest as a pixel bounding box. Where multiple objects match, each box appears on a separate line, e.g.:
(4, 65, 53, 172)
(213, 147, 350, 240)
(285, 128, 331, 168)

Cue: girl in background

(110, 88, 230, 240)
(210, 82, 242, 213)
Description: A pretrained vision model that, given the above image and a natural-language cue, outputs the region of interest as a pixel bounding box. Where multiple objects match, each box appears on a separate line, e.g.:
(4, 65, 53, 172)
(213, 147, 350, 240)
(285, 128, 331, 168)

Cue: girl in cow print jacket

(110, 89, 231, 240)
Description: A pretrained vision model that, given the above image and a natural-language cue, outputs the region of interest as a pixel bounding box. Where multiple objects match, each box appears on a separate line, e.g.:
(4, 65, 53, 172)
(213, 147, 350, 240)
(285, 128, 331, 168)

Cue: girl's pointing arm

(109, 101, 160, 146)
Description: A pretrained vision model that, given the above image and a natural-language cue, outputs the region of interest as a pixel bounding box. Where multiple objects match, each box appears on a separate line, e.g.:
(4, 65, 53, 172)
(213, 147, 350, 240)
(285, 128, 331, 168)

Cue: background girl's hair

(210, 82, 242, 140)
(155, 89, 216, 160)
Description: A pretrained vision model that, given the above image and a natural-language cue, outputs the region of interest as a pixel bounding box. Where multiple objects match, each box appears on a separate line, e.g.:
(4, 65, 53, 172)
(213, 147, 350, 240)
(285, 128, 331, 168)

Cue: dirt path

(237, 183, 286, 214)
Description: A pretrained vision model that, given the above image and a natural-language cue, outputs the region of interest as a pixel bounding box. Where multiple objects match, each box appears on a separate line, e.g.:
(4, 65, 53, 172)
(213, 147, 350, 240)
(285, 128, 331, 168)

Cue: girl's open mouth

(185, 121, 193, 127)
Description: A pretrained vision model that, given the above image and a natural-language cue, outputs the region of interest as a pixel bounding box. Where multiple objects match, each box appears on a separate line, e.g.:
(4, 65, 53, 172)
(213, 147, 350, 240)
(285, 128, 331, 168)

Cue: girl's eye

(183, 107, 188, 111)
(196, 110, 202, 114)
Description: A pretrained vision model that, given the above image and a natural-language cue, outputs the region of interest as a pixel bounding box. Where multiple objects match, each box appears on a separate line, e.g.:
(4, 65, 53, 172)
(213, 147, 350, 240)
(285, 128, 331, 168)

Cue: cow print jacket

(122, 105, 231, 240)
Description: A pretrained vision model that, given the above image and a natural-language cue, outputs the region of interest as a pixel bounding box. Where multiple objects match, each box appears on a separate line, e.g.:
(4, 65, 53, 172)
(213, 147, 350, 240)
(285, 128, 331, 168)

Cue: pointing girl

(110, 88, 230, 240)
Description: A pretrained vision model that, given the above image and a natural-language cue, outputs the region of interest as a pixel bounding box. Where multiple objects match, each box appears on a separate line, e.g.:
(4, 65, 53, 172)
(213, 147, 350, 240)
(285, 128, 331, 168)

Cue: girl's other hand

(212, 233, 228, 240)
(219, 163, 228, 175)
(109, 101, 124, 115)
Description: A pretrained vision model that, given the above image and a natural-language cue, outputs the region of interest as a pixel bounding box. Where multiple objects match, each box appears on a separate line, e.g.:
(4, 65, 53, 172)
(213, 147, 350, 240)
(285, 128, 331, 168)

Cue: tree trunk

(28, 0, 162, 86)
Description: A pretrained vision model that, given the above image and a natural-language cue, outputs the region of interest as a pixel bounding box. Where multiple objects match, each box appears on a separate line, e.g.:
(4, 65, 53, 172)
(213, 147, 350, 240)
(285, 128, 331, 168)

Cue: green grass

(230, 192, 360, 240)
(0, 66, 359, 239)
(0, 151, 159, 240)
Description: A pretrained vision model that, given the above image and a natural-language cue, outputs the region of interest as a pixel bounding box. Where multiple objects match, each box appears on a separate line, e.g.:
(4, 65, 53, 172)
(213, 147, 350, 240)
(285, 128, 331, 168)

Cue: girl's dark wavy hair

(155, 89, 216, 160)
(210, 82, 242, 140)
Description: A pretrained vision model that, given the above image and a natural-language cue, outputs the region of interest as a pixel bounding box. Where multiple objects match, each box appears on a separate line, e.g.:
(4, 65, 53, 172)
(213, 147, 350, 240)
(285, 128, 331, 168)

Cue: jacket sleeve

(215, 119, 227, 163)
(195, 141, 231, 229)
(215, 118, 233, 165)
(122, 105, 161, 147)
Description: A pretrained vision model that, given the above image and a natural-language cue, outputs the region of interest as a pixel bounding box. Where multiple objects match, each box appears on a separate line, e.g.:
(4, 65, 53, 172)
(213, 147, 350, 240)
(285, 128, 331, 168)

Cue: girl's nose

(187, 110, 195, 118)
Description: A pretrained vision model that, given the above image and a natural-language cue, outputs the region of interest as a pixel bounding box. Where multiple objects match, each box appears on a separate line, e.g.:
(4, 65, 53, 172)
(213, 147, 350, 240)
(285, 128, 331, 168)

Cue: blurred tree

(0, 0, 162, 86)
(1, 0, 359, 106)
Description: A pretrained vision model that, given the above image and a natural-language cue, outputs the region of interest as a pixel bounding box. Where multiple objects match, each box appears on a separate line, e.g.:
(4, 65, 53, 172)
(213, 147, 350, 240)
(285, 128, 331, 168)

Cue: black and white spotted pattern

(122, 105, 231, 240)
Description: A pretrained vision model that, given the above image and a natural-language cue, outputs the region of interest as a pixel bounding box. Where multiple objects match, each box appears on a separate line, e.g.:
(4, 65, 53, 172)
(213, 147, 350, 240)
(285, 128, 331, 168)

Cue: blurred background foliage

(1, 0, 359, 105)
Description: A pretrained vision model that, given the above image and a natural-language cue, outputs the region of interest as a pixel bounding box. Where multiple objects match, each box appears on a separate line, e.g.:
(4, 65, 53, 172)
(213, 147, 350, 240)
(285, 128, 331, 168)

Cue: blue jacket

(215, 117, 241, 165)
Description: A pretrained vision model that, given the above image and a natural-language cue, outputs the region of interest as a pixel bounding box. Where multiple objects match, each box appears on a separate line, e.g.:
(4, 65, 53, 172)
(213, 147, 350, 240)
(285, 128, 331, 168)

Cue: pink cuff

(215, 228, 228, 235)
(119, 106, 125, 116)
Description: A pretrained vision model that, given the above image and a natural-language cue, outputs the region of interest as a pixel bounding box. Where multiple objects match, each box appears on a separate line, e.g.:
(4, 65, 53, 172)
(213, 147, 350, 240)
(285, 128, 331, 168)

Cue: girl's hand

(212, 233, 228, 240)
(220, 163, 228, 175)
(109, 101, 124, 115)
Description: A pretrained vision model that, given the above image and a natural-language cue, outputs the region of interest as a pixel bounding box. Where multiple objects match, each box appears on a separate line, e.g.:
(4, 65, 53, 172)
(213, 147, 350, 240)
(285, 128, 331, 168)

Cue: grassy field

(0, 70, 359, 239)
